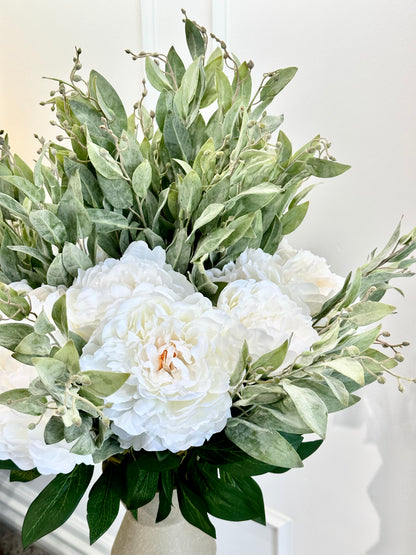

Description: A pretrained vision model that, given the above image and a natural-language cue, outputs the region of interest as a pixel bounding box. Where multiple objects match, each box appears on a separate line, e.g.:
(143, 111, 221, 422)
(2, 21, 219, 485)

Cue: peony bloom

(0, 348, 92, 474)
(217, 279, 319, 371)
(66, 241, 195, 341)
(80, 289, 244, 452)
(208, 239, 343, 316)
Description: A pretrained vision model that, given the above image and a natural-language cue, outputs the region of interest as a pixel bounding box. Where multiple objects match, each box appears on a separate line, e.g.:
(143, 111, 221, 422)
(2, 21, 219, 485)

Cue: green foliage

(0, 12, 415, 549)
(22, 465, 94, 548)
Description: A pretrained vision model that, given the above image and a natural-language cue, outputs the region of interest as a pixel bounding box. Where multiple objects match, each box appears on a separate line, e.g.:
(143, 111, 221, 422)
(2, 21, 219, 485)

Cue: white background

(1, 1, 416, 553)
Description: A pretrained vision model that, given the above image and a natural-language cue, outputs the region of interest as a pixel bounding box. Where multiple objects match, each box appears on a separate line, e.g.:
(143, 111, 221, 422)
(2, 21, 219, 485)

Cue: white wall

(1, 1, 416, 554)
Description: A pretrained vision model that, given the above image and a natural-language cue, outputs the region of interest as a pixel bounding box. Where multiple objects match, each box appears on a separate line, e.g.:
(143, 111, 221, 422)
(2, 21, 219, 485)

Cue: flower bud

(28, 423, 36, 430)
(394, 353, 404, 362)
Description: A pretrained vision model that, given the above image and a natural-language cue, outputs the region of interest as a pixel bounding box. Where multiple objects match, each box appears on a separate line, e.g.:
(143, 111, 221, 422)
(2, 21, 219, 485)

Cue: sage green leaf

(200, 48, 223, 108)
(260, 67, 298, 102)
(57, 174, 92, 241)
(177, 481, 215, 538)
(89, 70, 128, 135)
(166, 228, 191, 273)
(156, 90, 174, 130)
(232, 62, 252, 106)
(51, 294, 68, 337)
(123, 463, 159, 510)
(178, 170, 202, 216)
(164, 113, 193, 161)
(185, 18, 206, 60)
(92, 437, 124, 464)
(0, 193, 29, 221)
(281, 202, 309, 235)
(190, 203, 224, 236)
(46, 254, 71, 287)
(64, 158, 103, 208)
(15, 332, 50, 357)
(44, 416, 65, 445)
(96, 173, 133, 209)
(7, 245, 50, 265)
(2, 176, 44, 204)
(251, 341, 289, 373)
(325, 357, 365, 386)
(166, 46, 186, 87)
(0, 284, 31, 321)
(282, 382, 328, 438)
(338, 325, 381, 354)
(0, 322, 33, 350)
(86, 132, 124, 180)
(33, 357, 68, 399)
(230, 340, 249, 389)
(145, 56, 173, 92)
(226, 183, 280, 217)
(119, 131, 143, 177)
(322, 375, 350, 406)
(0, 388, 46, 416)
(86, 208, 130, 233)
(30, 210, 67, 244)
(70, 432, 96, 456)
(226, 416, 303, 469)
(54, 340, 80, 374)
(132, 159, 152, 198)
(261, 216, 282, 254)
(222, 213, 255, 248)
(346, 301, 396, 326)
(69, 98, 103, 141)
(236, 383, 286, 406)
(307, 158, 351, 178)
(64, 415, 93, 443)
(192, 226, 234, 262)
(216, 68, 233, 113)
(62, 242, 92, 277)
(87, 465, 121, 544)
(22, 464, 94, 548)
(80, 370, 130, 397)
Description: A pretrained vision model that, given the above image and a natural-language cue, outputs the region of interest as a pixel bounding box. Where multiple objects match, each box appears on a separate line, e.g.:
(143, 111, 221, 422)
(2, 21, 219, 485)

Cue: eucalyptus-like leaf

(33, 357, 68, 399)
(0, 323, 33, 350)
(325, 357, 365, 386)
(86, 131, 124, 180)
(46, 254, 72, 287)
(0, 388, 46, 416)
(185, 18, 206, 60)
(0, 283, 31, 321)
(251, 341, 289, 373)
(226, 416, 303, 469)
(86, 208, 130, 233)
(15, 332, 51, 357)
(80, 370, 130, 397)
(54, 340, 80, 374)
(178, 170, 202, 216)
(2, 175, 45, 204)
(62, 242, 92, 276)
(282, 382, 328, 438)
(89, 70, 128, 136)
(346, 301, 396, 326)
(132, 159, 152, 198)
(307, 158, 351, 178)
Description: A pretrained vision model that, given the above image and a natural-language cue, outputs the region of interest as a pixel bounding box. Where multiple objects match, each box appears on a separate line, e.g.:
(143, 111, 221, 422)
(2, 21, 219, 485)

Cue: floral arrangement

(0, 12, 415, 548)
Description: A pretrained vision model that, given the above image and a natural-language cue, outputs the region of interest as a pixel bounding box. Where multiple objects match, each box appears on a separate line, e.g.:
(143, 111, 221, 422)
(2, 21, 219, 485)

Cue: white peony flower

(217, 279, 319, 371)
(208, 239, 343, 316)
(0, 348, 93, 474)
(277, 247, 345, 316)
(66, 241, 195, 341)
(80, 289, 244, 453)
